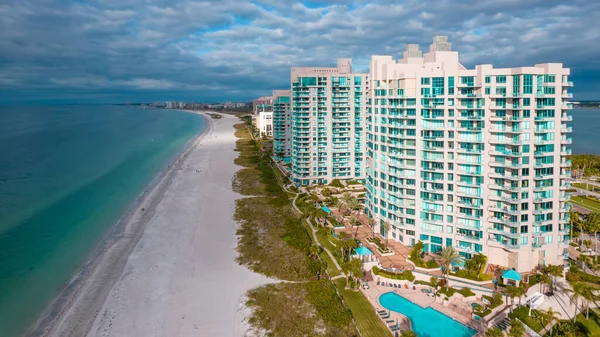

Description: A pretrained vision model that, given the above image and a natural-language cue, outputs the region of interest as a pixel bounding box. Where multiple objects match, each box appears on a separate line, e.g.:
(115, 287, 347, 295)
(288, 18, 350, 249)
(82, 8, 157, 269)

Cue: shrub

(452, 268, 493, 281)
(483, 293, 503, 309)
(457, 287, 475, 297)
(414, 280, 431, 286)
(372, 267, 416, 282)
(329, 179, 344, 188)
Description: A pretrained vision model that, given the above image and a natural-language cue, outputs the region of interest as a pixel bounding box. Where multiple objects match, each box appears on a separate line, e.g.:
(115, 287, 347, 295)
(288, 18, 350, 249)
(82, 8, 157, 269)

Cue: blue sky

(0, 0, 599, 103)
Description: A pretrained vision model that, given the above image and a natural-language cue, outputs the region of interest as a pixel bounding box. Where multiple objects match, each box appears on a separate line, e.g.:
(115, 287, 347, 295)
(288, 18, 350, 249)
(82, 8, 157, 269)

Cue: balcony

(562, 92, 574, 99)
(488, 228, 520, 239)
(562, 81, 574, 87)
(487, 238, 519, 250)
(561, 138, 573, 145)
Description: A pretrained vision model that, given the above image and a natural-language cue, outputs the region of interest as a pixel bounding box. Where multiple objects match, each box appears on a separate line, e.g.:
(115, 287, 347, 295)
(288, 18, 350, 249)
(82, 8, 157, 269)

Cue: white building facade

(291, 59, 368, 185)
(366, 36, 573, 272)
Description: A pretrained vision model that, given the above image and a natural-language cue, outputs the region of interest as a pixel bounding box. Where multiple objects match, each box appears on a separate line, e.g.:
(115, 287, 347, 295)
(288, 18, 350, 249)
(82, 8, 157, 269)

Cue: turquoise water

(0, 105, 206, 337)
(572, 108, 600, 155)
(379, 292, 477, 337)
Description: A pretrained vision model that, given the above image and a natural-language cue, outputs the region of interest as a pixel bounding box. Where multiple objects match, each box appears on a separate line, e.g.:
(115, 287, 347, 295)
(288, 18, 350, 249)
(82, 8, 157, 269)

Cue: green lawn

(576, 310, 600, 337)
(573, 183, 600, 193)
(319, 250, 341, 277)
(334, 279, 392, 337)
(570, 195, 600, 212)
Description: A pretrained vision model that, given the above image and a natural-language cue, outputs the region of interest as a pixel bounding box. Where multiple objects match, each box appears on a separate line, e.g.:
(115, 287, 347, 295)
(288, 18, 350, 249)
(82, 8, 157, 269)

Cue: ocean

(0, 105, 206, 337)
(571, 107, 600, 155)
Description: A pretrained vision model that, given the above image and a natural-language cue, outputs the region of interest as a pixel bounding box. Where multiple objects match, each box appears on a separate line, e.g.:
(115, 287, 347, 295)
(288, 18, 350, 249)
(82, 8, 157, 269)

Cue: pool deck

(362, 281, 484, 335)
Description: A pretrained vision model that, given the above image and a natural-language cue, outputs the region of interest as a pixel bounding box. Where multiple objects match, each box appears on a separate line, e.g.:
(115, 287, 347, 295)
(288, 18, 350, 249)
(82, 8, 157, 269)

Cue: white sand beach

(43, 113, 270, 337)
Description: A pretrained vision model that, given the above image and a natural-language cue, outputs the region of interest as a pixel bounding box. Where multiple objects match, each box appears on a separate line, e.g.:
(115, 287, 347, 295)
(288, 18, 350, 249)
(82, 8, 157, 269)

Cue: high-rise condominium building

(253, 98, 274, 138)
(272, 90, 291, 161)
(291, 59, 368, 185)
(366, 36, 573, 272)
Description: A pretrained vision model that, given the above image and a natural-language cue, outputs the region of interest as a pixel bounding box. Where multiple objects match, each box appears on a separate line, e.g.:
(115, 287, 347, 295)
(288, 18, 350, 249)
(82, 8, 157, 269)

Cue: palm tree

(504, 286, 519, 313)
(309, 245, 322, 259)
(539, 273, 551, 294)
(567, 281, 585, 322)
(585, 212, 600, 254)
(576, 281, 600, 320)
(333, 199, 343, 222)
(513, 285, 527, 306)
(347, 197, 361, 219)
(544, 307, 562, 337)
(368, 217, 375, 240)
(435, 246, 464, 290)
(543, 264, 563, 295)
(349, 216, 360, 239)
(382, 221, 391, 250)
(341, 192, 353, 216)
(569, 210, 582, 244)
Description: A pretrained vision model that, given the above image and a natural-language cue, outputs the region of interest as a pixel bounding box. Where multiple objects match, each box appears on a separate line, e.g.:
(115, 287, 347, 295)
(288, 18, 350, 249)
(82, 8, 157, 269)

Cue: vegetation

(400, 331, 417, 337)
(570, 196, 600, 213)
(456, 287, 475, 297)
(485, 327, 504, 337)
(408, 241, 440, 268)
(462, 253, 489, 279)
(509, 318, 526, 337)
(367, 236, 390, 254)
(435, 246, 464, 289)
(483, 293, 504, 309)
(234, 121, 360, 336)
(570, 154, 600, 177)
(451, 268, 493, 281)
(208, 113, 223, 119)
(246, 282, 356, 337)
(329, 179, 344, 188)
(334, 278, 392, 337)
(509, 306, 544, 333)
(372, 266, 415, 282)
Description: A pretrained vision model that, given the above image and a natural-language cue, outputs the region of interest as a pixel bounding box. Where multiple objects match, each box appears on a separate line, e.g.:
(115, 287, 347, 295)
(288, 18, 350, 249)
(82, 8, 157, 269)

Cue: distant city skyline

(1, 0, 599, 104)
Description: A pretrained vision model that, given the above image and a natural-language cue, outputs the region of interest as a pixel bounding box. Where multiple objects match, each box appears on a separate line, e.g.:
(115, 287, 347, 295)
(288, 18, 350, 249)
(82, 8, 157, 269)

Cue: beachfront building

(291, 58, 368, 185)
(256, 106, 273, 138)
(253, 96, 272, 115)
(366, 36, 573, 272)
(272, 90, 291, 161)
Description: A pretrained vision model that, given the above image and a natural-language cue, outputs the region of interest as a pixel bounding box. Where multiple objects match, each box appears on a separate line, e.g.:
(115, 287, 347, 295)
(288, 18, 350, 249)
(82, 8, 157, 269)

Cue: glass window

(421, 77, 430, 85)
(485, 76, 491, 83)
(496, 75, 506, 83)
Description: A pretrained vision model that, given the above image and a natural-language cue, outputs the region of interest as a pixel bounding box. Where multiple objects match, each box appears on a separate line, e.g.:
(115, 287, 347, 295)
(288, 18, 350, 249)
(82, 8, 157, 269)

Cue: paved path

(307, 217, 343, 271)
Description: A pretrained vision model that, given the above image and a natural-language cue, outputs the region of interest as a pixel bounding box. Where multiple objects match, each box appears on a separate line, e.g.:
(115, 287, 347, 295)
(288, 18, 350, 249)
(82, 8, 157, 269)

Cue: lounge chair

(393, 283, 398, 288)
(404, 283, 409, 289)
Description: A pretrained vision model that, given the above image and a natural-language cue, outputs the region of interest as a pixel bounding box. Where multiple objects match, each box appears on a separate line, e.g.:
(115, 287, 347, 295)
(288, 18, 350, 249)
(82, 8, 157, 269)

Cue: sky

(0, 0, 599, 104)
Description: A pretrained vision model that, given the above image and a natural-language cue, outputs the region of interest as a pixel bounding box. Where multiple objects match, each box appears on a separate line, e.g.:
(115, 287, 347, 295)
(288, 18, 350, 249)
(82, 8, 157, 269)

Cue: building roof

(501, 269, 522, 281)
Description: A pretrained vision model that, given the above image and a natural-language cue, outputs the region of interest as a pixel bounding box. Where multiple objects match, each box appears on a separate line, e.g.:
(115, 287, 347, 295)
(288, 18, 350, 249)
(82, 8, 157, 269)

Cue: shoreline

(26, 110, 213, 337)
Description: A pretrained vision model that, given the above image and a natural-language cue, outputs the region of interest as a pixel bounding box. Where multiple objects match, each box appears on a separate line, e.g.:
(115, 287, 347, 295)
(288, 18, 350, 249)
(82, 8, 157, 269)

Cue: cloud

(0, 0, 599, 103)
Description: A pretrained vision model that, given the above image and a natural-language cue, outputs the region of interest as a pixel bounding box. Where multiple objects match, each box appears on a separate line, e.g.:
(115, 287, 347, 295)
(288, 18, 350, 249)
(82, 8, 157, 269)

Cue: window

(524, 75, 533, 94)
(543, 75, 556, 83)
(485, 87, 491, 95)
(421, 77, 430, 85)
(485, 76, 491, 83)
(523, 98, 530, 106)
(496, 75, 506, 83)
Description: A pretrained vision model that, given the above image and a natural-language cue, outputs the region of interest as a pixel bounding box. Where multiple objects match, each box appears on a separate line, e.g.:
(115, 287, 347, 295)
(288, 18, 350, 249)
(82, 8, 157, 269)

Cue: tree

(508, 318, 526, 337)
(400, 331, 417, 337)
(485, 327, 504, 337)
(382, 221, 391, 250)
(430, 276, 440, 289)
(584, 212, 600, 254)
(512, 285, 527, 306)
(542, 264, 563, 295)
(575, 281, 600, 320)
(538, 273, 551, 295)
(347, 197, 362, 220)
(368, 217, 375, 239)
(342, 258, 363, 289)
(348, 216, 360, 239)
(505, 286, 519, 313)
(333, 199, 343, 222)
(465, 253, 487, 278)
(435, 246, 464, 290)
(567, 281, 585, 322)
(341, 192, 354, 215)
(544, 307, 562, 337)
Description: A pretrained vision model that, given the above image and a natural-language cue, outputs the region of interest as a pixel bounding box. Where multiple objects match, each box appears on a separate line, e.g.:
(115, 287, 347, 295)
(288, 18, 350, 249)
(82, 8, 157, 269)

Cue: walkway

(330, 208, 414, 271)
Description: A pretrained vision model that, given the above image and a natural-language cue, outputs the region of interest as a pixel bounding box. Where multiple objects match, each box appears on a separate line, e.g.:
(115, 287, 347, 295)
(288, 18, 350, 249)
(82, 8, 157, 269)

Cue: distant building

(255, 103, 274, 138)
(253, 96, 273, 115)
(272, 90, 291, 161)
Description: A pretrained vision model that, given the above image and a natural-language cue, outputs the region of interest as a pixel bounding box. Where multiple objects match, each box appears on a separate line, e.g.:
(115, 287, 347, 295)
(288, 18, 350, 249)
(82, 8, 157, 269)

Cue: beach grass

(246, 282, 356, 337)
(334, 278, 393, 337)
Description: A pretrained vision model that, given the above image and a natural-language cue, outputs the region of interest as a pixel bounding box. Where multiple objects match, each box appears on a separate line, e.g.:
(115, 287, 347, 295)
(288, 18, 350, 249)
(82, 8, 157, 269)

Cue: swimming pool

(379, 292, 477, 337)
